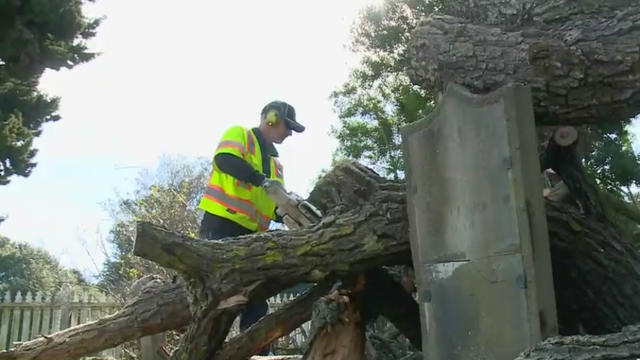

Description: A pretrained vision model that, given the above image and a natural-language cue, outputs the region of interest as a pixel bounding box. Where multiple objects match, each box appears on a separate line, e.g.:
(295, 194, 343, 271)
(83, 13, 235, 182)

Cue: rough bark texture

(407, 1, 640, 125)
(515, 324, 640, 359)
(0, 280, 190, 360)
(134, 201, 409, 299)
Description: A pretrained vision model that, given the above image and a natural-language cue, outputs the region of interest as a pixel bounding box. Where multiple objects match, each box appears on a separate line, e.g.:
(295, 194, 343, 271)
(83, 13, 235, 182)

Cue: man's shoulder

(225, 125, 248, 132)
(222, 125, 249, 139)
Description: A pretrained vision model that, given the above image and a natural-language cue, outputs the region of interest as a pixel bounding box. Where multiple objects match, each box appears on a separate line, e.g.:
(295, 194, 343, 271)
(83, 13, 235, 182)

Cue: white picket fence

(0, 289, 122, 358)
(0, 288, 309, 359)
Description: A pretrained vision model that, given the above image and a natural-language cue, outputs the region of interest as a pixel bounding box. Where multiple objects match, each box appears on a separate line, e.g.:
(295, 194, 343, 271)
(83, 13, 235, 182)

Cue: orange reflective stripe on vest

(217, 140, 245, 155)
(203, 184, 271, 230)
(273, 158, 283, 179)
(246, 129, 256, 155)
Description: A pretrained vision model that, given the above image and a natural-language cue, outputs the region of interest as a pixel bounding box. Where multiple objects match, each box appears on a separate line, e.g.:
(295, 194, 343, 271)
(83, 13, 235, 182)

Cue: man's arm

(214, 153, 265, 186)
(216, 153, 284, 223)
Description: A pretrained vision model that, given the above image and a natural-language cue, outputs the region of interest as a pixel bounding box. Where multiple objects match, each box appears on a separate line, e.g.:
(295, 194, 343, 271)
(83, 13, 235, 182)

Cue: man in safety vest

(197, 100, 304, 352)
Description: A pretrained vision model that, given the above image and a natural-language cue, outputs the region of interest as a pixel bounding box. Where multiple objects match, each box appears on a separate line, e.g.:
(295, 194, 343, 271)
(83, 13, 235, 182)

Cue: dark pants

(199, 212, 270, 355)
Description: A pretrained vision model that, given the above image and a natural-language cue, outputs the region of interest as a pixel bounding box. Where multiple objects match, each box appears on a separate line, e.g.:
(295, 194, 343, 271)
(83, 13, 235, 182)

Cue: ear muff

(266, 109, 280, 126)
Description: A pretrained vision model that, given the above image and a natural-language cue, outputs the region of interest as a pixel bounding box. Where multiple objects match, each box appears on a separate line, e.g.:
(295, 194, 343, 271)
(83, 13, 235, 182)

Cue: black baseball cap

(261, 100, 305, 133)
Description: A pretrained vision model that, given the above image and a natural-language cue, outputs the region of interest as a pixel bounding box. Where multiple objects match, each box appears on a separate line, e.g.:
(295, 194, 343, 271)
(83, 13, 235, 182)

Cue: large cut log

(407, 1, 640, 125)
(546, 201, 640, 335)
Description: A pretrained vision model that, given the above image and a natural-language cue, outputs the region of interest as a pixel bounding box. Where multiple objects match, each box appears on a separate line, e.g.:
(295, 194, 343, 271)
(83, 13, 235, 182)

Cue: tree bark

(134, 206, 410, 299)
(303, 285, 366, 360)
(407, 1, 640, 125)
(515, 324, 640, 359)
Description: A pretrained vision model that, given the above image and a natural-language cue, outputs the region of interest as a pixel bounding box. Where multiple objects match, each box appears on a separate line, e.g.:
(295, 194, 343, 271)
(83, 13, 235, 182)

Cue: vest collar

(251, 127, 278, 157)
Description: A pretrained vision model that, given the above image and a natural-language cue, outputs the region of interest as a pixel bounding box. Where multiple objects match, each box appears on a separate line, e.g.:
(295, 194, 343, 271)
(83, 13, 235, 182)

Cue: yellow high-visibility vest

(198, 126, 285, 231)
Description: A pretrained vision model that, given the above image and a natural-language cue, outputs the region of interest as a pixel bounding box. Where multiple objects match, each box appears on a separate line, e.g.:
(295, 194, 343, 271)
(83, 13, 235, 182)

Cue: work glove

(261, 178, 284, 192)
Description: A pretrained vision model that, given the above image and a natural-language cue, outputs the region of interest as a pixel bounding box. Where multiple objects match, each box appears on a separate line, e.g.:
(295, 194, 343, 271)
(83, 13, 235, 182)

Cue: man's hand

(262, 178, 284, 191)
(262, 179, 288, 210)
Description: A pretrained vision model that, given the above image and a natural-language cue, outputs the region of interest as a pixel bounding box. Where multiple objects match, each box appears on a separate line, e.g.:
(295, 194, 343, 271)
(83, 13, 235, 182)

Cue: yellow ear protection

(266, 102, 290, 127)
(266, 109, 279, 126)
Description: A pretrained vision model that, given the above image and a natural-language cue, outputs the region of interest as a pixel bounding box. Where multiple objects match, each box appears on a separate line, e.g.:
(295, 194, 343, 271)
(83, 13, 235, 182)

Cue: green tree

(330, 0, 438, 179)
(0, 235, 86, 297)
(98, 155, 210, 296)
(0, 0, 101, 185)
(583, 123, 640, 202)
(334, 0, 640, 198)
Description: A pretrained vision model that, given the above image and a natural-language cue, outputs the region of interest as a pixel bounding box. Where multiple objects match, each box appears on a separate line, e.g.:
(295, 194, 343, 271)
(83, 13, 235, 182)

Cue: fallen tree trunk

(134, 175, 410, 360)
(134, 205, 410, 298)
(5, 160, 640, 359)
(407, 1, 640, 125)
(136, 160, 640, 345)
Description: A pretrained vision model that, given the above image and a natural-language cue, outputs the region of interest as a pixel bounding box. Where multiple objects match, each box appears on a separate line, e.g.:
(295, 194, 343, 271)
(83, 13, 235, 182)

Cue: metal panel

(402, 83, 558, 360)
(417, 255, 530, 360)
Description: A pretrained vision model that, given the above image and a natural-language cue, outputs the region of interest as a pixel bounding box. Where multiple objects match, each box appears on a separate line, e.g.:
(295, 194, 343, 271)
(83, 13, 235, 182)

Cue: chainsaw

(263, 180, 322, 230)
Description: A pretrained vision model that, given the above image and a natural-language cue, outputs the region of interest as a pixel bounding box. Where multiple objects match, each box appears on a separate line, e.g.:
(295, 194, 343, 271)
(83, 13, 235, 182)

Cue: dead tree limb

(217, 281, 331, 360)
(0, 281, 190, 360)
(134, 207, 409, 298)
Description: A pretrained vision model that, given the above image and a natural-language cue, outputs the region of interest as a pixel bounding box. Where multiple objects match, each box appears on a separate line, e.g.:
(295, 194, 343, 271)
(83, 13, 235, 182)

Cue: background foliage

(0, 0, 100, 185)
(0, 235, 86, 298)
(97, 155, 209, 297)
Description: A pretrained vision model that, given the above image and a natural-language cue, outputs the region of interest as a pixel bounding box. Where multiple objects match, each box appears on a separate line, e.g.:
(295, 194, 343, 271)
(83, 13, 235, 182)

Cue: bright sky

(0, 0, 382, 280)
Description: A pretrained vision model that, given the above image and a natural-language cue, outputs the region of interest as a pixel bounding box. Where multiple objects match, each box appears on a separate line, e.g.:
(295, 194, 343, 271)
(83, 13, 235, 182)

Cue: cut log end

(553, 127, 578, 147)
(303, 289, 365, 360)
